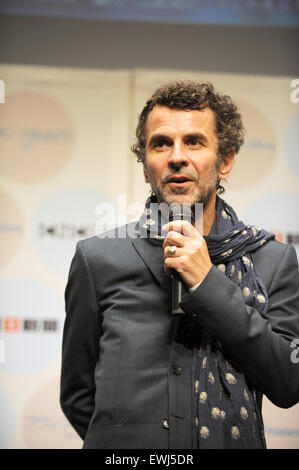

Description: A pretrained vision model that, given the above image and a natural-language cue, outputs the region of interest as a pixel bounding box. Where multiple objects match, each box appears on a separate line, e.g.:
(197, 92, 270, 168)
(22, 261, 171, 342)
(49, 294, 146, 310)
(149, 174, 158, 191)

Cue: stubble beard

(144, 164, 219, 209)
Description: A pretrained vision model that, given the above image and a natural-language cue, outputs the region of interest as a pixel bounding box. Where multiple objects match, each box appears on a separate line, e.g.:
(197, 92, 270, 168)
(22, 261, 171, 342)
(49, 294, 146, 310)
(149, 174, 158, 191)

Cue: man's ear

(218, 149, 235, 182)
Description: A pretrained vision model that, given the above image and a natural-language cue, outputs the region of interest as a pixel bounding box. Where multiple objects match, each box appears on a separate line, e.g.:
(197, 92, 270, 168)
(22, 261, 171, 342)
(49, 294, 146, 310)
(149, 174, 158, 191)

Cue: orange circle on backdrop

(228, 101, 277, 190)
(0, 92, 75, 183)
(0, 189, 24, 265)
(22, 377, 82, 449)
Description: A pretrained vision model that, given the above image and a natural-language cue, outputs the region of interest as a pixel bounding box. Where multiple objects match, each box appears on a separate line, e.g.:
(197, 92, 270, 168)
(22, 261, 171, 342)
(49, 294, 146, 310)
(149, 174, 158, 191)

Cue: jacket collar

(131, 200, 219, 290)
(131, 236, 171, 291)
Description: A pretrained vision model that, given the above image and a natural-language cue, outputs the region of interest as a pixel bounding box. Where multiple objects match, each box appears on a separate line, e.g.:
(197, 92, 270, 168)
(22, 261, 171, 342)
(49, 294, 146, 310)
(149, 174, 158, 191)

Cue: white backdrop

(0, 64, 298, 449)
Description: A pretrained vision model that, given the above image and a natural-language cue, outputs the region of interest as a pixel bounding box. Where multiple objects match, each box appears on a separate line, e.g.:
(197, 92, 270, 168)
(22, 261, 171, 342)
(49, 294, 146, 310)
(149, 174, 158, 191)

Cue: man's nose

(168, 143, 188, 169)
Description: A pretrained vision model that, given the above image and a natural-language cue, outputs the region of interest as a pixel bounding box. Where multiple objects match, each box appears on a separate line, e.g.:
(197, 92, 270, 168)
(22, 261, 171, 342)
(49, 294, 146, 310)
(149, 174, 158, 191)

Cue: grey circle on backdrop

(31, 186, 115, 278)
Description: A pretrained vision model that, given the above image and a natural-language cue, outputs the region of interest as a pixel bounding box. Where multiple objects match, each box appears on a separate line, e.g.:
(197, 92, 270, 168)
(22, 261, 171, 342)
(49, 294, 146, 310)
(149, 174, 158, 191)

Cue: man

(60, 81, 299, 449)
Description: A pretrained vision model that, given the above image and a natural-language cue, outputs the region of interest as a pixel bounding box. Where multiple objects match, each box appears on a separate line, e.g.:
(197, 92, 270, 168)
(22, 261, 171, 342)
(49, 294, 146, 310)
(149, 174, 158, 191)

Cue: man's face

(143, 105, 223, 207)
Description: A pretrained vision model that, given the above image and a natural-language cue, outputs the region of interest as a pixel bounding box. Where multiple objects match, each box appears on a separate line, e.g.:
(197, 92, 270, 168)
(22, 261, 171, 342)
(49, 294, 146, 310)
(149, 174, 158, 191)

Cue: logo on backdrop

(0, 278, 64, 374)
(38, 222, 95, 241)
(0, 91, 75, 183)
(32, 186, 115, 277)
(0, 317, 58, 334)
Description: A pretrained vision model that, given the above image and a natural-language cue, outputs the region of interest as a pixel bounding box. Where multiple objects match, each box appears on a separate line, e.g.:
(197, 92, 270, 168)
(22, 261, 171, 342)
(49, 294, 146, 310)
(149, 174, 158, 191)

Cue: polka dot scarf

(139, 195, 275, 448)
(192, 196, 275, 449)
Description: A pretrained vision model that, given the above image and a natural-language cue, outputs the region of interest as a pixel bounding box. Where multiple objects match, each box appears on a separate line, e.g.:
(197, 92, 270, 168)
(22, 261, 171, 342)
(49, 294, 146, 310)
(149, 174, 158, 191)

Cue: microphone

(168, 204, 194, 315)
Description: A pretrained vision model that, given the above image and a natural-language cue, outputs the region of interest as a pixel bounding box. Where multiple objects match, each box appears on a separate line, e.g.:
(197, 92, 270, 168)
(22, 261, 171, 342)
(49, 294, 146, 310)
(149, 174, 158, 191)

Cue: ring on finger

(167, 245, 177, 256)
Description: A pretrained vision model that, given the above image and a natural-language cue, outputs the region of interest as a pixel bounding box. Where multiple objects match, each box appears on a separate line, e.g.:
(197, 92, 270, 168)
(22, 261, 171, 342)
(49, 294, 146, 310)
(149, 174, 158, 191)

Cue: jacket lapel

(132, 237, 170, 290)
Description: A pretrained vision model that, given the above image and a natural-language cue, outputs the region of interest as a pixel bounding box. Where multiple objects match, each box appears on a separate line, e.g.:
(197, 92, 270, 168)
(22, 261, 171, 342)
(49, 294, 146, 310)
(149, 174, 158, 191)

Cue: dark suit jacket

(60, 222, 299, 449)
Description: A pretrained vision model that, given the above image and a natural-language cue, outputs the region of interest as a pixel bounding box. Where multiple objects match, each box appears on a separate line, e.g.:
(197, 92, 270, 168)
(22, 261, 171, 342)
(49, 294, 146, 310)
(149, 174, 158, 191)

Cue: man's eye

(153, 141, 169, 149)
(187, 139, 201, 146)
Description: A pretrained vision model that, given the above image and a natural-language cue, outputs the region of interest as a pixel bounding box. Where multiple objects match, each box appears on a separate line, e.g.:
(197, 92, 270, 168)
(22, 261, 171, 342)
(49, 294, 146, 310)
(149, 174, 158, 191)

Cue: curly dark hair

(131, 80, 245, 193)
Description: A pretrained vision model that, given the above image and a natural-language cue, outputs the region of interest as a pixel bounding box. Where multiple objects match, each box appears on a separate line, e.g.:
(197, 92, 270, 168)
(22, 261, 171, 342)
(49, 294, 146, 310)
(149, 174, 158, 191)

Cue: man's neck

(195, 191, 217, 236)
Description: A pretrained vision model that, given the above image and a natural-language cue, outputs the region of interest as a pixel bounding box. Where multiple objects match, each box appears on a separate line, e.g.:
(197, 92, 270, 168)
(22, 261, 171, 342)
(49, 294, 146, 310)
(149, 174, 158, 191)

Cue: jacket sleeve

(60, 240, 101, 440)
(180, 243, 299, 408)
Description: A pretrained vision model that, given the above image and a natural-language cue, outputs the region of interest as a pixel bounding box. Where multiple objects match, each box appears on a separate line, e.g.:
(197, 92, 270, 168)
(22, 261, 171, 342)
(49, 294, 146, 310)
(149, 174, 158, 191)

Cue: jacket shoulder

(75, 221, 140, 265)
(252, 238, 296, 263)
(252, 239, 298, 290)
(80, 221, 139, 246)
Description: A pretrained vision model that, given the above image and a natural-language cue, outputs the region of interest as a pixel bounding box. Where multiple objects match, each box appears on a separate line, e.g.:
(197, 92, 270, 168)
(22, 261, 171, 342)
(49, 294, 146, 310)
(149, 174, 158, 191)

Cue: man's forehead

(145, 105, 216, 136)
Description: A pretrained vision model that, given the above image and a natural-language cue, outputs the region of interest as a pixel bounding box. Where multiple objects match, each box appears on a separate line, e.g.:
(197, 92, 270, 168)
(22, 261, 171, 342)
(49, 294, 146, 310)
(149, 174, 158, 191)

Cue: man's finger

(162, 220, 198, 238)
(163, 231, 185, 246)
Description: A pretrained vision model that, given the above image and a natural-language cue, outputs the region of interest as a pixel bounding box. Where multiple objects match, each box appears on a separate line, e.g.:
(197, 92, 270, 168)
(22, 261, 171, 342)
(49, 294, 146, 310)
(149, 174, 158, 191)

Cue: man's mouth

(166, 175, 193, 186)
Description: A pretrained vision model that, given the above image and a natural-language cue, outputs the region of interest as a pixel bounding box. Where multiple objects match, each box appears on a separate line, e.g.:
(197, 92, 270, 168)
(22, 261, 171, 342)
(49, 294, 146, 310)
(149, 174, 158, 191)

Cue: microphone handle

(168, 206, 194, 315)
(171, 272, 186, 315)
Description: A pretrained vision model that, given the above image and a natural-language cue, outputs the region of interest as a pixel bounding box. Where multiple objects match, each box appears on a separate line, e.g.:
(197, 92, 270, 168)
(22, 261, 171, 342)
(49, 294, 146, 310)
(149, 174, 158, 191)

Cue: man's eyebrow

(147, 131, 210, 147)
(184, 132, 209, 143)
(147, 134, 173, 147)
